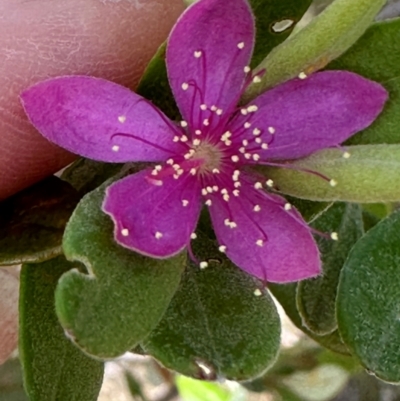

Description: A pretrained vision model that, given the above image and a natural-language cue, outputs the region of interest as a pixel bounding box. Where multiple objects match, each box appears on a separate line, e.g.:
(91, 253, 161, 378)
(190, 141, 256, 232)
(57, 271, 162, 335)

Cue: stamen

(191, 233, 197, 239)
(343, 151, 351, 159)
(205, 199, 212, 206)
(121, 228, 129, 236)
(284, 203, 292, 211)
(155, 232, 163, 239)
(244, 122, 251, 129)
(212, 168, 220, 174)
(200, 261, 208, 269)
(237, 42, 245, 49)
(112, 145, 120, 152)
(268, 126, 276, 134)
(331, 232, 339, 241)
(219, 245, 227, 253)
(330, 179, 338, 187)
(231, 155, 239, 162)
(253, 128, 261, 136)
(266, 179, 274, 187)
(244, 66, 251, 73)
(253, 76, 261, 83)
(195, 129, 202, 135)
(216, 109, 223, 115)
(298, 72, 307, 79)
(254, 182, 263, 189)
(256, 239, 264, 247)
(182, 199, 189, 207)
(180, 135, 188, 142)
(254, 289, 262, 296)
(247, 105, 258, 113)
(118, 115, 126, 123)
(167, 159, 174, 165)
(261, 143, 269, 150)
(193, 139, 201, 146)
(253, 205, 261, 212)
(181, 82, 189, 90)
(194, 50, 202, 58)
(203, 119, 210, 126)
(180, 121, 188, 127)
(252, 154, 260, 161)
(200, 104, 207, 111)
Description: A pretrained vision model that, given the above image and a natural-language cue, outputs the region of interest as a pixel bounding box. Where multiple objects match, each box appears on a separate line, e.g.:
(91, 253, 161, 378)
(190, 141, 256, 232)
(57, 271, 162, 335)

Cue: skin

(0, 0, 185, 201)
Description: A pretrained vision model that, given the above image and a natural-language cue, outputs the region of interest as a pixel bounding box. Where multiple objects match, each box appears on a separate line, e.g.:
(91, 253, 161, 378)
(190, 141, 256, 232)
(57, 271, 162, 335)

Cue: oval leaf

(142, 231, 281, 381)
(297, 203, 364, 335)
(337, 210, 400, 383)
(55, 180, 185, 359)
(258, 145, 400, 203)
(327, 19, 400, 146)
(0, 177, 79, 266)
(244, 0, 385, 100)
(19, 256, 104, 401)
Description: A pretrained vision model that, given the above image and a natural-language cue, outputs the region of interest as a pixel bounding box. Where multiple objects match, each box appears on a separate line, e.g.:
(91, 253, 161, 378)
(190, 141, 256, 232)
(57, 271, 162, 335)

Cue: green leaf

(326, 19, 400, 146)
(142, 231, 281, 381)
(249, 0, 312, 67)
(244, 0, 385, 101)
(19, 256, 104, 401)
(55, 180, 185, 358)
(61, 158, 122, 195)
(337, 210, 400, 383)
(268, 283, 349, 355)
(297, 203, 364, 335)
(0, 177, 79, 266)
(176, 376, 231, 401)
(258, 145, 400, 203)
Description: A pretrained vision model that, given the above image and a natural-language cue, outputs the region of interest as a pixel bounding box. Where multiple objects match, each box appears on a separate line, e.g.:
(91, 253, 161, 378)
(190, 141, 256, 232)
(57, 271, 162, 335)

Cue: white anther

(181, 82, 189, 90)
(244, 153, 252, 159)
(268, 126, 276, 134)
(239, 147, 246, 153)
(112, 145, 120, 152)
(231, 155, 239, 162)
(233, 169, 240, 177)
(255, 138, 262, 144)
(200, 261, 208, 269)
(223, 194, 230, 202)
(256, 239, 264, 247)
(244, 66, 251, 73)
(242, 139, 249, 146)
(219, 245, 227, 253)
(212, 168, 220, 174)
(151, 169, 158, 176)
(172, 164, 180, 171)
(252, 154, 260, 161)
(182, 199, 189, 207)
(200, 104, 207, 111)
(166, 158, 174, 165)
(241, 108, 248, 115)
(253, 205, 261, 212)
(244, 122, 251, 129)
(254, 182, 263, 189)
(205, 199, 212, 206)
(253, 76, 262, 83)
(233, 189, 240, 197)
(331, 232, 339, 241)
(254, 288, 262, 296)
(180, 135, 188, 142)
(237, 42, 245, 49)
(253, 128, 261, 136)
(216, 108, 223, 115)
(180, 120, 188, 127)
(266, 179, 274, 187)
(193, 138, 201, 146)
(173, 136, 180, 142)
(284, 203, 292, 211)
(203, 119, 210, 126)
(201, 188, 208, 196)
(190, 232, 197, 240)
(177, 169, 184, 176)
(194, 50, 202, 58)
(261, 143, 269, 150)
(155, 231, 163, 239)
(229, 222, 237, 228)
(330, 179, 338, 187)
(173, 174, 180, 179)
(190, 168, 197, 175)
(343, 151, 351, 159)
(121, 228, 129, 237)
(224, 140, 232, 146)
(195, 129, 202, 135)
(206, 186, 213, 193)
(221, 188, 228, 194)
(298, 72, 307, 80)
(247, 105, 258, 113)
(211, 105, 217, 111)
(118, 115, 126, 123)
(212, 185, 219, 192)
(234, 181, 241, 188)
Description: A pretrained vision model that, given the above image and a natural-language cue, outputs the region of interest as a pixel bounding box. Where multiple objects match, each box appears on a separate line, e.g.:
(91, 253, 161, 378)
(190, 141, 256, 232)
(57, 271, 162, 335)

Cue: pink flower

(21, 0, 387, 282)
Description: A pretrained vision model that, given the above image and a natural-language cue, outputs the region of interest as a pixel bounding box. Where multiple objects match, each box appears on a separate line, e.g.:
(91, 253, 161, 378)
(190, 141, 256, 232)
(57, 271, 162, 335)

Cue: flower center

(190, 140, 223, 175)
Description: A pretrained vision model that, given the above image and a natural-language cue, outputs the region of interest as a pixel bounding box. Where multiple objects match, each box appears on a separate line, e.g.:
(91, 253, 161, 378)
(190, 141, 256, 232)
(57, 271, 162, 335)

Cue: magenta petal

(21, 76, 184, 163)
(229, 71, 388, 161)
(167, 0, 254, 131)
(208, 180, 320, 283)
(103, 169, 202, 258)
